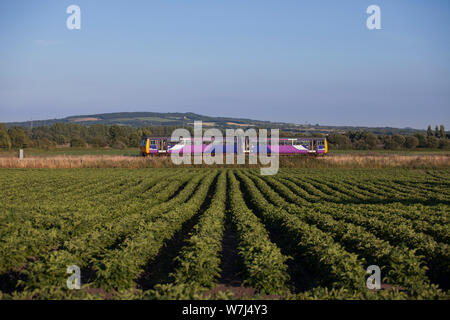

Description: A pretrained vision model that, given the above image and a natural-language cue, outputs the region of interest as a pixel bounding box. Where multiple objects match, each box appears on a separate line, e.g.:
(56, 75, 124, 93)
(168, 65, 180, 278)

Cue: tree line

(0, 123, 184, 150)
(326, 125, 448, 150)
(0, 122, 448, 150)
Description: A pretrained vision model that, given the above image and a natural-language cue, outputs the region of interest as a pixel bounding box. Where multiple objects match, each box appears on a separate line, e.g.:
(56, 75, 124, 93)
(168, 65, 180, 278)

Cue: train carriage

(141, 136, 327, 156)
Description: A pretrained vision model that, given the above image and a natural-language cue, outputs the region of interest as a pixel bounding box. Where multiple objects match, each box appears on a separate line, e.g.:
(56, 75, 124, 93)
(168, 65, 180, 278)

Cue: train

(140, 136, 328, 156)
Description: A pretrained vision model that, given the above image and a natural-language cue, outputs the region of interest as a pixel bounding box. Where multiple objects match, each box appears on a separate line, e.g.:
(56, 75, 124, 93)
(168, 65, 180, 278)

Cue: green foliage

(426, 136, 440, 148)
(364, 132, 378, 149)
(327, 134, 352, 150)
(0, 168, 448, 300)
(414, 133, 427, 147)
(228, 171, 291, 295)
(35, 138, 56, 150)
(405, 136, 419, 149)
(439, 125, 446, 139)
(8, 127, 31, 148)
(1, 119, 449, 151)
(169, 172, 227, 288)
(70, 138, 86, 148)
(0, 128, 12, 149)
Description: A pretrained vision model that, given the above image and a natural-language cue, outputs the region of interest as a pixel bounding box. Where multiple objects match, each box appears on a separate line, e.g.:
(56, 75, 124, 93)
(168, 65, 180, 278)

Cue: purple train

(140, 136, 328, 156)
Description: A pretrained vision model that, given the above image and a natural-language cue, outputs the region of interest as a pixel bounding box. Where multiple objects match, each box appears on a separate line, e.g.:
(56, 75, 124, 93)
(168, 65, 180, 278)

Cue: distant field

(0, 148, 448, 159)
(0, 151, 448, 169)
(330, 149, 450, 155)
(110, 117, 178, 122)
(0, 168, 448, 300)
(0, 148, 139, 157)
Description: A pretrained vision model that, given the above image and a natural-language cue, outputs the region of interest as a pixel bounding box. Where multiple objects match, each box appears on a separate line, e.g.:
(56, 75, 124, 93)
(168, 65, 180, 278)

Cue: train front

(140, 137, 149, 156)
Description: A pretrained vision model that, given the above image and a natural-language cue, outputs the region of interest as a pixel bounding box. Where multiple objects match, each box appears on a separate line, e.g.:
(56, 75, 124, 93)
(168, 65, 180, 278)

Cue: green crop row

(228, 170, 291, 295)
(0, 168, 448, 300)
(244, 170, 445, 298)
(234, 170, 368, 292)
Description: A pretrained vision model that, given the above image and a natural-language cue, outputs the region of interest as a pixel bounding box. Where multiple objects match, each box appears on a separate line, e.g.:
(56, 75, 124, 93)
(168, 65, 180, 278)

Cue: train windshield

(316, 139, 325, 146)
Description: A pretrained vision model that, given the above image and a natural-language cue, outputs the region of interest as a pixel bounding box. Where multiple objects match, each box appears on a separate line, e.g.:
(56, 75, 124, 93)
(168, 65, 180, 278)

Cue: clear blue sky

(0, 0, 449, 129)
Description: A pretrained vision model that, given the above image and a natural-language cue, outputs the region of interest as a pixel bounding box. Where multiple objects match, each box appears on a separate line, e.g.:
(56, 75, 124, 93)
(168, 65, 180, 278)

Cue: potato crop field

(0, 168, 449, 300)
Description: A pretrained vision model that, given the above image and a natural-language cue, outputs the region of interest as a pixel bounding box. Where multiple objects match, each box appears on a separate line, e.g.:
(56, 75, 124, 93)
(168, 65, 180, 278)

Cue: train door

(158, 138, 168, 153)
(308, 139, 316, 153)
(244, 136, 250, 153)
(317, 139, 324, 152)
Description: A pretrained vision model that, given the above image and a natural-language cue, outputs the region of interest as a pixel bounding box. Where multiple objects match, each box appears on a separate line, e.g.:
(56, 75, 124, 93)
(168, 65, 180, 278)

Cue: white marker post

(19, 149, 24, 159)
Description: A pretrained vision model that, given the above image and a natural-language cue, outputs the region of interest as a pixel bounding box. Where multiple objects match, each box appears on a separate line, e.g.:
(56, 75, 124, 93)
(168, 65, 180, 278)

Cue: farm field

(0, 168, 449, 300)
(0, 148, 140, 158)
(0, 148, 448, 158)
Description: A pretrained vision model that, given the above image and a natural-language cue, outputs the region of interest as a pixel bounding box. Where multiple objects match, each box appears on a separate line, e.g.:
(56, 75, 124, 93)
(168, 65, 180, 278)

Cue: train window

(150, 140, 156, 145)
(299, 139, 309, 146)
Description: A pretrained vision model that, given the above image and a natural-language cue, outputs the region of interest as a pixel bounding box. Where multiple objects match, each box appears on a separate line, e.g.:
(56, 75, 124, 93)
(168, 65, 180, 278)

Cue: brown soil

(70, 117, 100, 122)
(217, 215, 243, 288)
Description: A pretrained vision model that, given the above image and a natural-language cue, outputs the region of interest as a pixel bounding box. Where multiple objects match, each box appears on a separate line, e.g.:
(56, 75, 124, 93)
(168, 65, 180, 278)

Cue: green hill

(5, 111, 425, 135)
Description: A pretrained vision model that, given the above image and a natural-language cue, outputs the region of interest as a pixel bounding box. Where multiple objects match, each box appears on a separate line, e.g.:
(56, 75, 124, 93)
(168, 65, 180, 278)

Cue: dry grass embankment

(0, 154, 449, 169)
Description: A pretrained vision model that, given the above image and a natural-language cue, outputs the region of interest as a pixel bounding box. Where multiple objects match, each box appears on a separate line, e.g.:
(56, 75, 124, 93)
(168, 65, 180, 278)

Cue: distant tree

(127, 132, 140, 147)
(327, 134, 352, 150)
(0, 129, 12, 149)
(354, 140, 369, 150)
(112, 140, 127, 149)
(8, 127, 31, 148)
(414, 133, 427, 148)
(439, 139, 449, 149)
(382, 136, 395, 150)
(88, 137, 108, 148)
(364, 132, 378, 149)
(138, 128, 151, 137)
(31, 127, 53, 141)
(405, 136, 419, 149)
(427, 125, 433, 137)
(70, 138, 86, 148)
(347, 130, 365, 143)
(35, 138, 56, 150)
(425, 136, 440, 148)
(435, 125, 440, 137)
(54, 135, 68, 145)
(311, 133, 324, 138)
(440, 125, 446, 139)
(392, 134, 406, 148)
(108, 125, 129, 146)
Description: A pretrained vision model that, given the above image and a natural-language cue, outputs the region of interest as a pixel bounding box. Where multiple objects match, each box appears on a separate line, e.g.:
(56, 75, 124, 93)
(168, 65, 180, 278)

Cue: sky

(0, 0, 449, 129)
